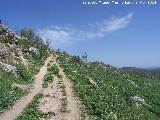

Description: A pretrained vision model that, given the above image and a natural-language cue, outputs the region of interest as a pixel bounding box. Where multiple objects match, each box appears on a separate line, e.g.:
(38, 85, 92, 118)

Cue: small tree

(56, 49, 61, 53)
(19, 28, 35, 40)
(82, 52, 88, 62)
(45, 39, 51, 49)
(72, 55, 81, 63)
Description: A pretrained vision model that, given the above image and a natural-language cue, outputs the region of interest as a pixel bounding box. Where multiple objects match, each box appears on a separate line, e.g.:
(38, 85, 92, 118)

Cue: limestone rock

(0, 62, 19, 78)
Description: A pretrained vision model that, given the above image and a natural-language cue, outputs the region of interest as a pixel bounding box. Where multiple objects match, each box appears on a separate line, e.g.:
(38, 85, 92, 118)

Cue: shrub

(42, 73, 53, 88)
(15, 64, 32, 83)
(72, 56, 81, 63)
(0, 69, 26, 112)
(48, 64, 59, 76)
(44, 73, 52, 82)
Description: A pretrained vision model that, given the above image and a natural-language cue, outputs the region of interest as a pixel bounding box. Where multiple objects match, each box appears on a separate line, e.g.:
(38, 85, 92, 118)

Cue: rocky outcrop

(15, 35, 27, 40)
(0, 24, 15, 44)
(0, 62, 19, 78)
(0, 48, 7, 57)
(28, 47, 39, 55)
(0, 47, 13, 63)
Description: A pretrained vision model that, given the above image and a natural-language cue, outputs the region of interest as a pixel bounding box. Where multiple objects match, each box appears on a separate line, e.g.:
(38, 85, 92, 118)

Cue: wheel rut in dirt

(0, 56, 52, 120)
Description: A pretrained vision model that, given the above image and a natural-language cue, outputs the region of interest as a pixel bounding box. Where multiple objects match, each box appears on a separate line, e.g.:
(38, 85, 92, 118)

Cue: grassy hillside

(1, 23, 160, 119)
(57, 53, 160, 120)
(0, 68, 27, 112)
(0, 24, 49, 112)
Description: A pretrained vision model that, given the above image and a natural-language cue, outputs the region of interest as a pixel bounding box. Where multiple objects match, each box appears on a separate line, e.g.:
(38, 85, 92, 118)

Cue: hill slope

(0, 23, 81, 120)
(0, 23, 160, 120)
(0, 23, 49, 112)
(57, 53, 160, 119)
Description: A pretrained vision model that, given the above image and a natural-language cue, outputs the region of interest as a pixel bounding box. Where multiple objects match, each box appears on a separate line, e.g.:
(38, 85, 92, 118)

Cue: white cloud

(101, 13, 133, 32)
(85, 12, 133, 39)
(38, 26, 77, 48)
(37, 13, 133, 48)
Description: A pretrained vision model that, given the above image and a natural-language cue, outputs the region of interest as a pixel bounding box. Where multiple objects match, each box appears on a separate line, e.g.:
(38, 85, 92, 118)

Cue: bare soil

(40, 56, 81, 120)
(0, 55, 81, 120)
(0, 56, 52, 120)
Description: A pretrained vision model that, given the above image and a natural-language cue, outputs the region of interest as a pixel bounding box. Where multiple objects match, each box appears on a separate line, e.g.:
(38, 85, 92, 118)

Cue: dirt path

(58, 64, 80, 120)
(39, 55, 81, 120)
(40, 74, 64, 120)
(0, 56, 52, 120)
(0, 55, 81, 120)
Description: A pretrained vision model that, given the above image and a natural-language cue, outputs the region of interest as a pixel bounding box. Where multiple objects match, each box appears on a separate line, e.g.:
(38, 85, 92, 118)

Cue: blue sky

(0, 0, 160, 68)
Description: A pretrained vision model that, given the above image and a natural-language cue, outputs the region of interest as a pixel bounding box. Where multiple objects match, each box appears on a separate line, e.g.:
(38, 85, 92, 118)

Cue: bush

(42, 73, 53, 88)
(44, 73, 52, 82)
(72, 56, 81, 63)
(48, 64, 59, 76)
(19, 28, 35, 40)
(15, 64, 32, 83)
(0, 69, 26, 112)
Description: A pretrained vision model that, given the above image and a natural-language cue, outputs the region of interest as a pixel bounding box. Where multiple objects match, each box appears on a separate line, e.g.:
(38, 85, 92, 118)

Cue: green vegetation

(42, 73, 53, 88)
(121, 67, 160, 81)
(57, 54, 160, 120)
(48, 64, 59, 76)
(16, 94, 55, 120)
(15, 64, 33, 84)
(24, 54, 47, 75)
(0, 69, 27, 112)
(59, 83, 68, 113)
(60, 97, 68, 113)
(17, 27, 49, 75)
(61, 86, 67, 97)
(0, 26, 49, 113)
(18, 28, 36, 40)
(1, 24, 160, 119)
(42, 64, 60, 88)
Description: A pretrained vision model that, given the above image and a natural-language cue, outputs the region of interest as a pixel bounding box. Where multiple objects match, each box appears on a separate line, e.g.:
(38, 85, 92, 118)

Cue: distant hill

(121, 67, 160, 80)
(57, 53, 160, 119)
(121, 66, 160, 72)
(145, 67, 160, 72)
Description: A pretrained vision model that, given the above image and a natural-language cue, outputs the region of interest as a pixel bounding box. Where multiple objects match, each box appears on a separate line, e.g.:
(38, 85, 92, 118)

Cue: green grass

(0, 48, 47, 112)
(59, 83, 68, 113)
(60, 97, 68, 113)
(42, 64, 60, 88)
(48, 64, 59, 76)
(57, 54, 160, 120)
(42, 73, 53, 88)
(0, 29, 49, 114)
(19, 38, 49, 76)
(0, 69, 27, 112)
(15, 64, 33, 84)
(24, 54, 48, 75)
(16, 94, 55, 120)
